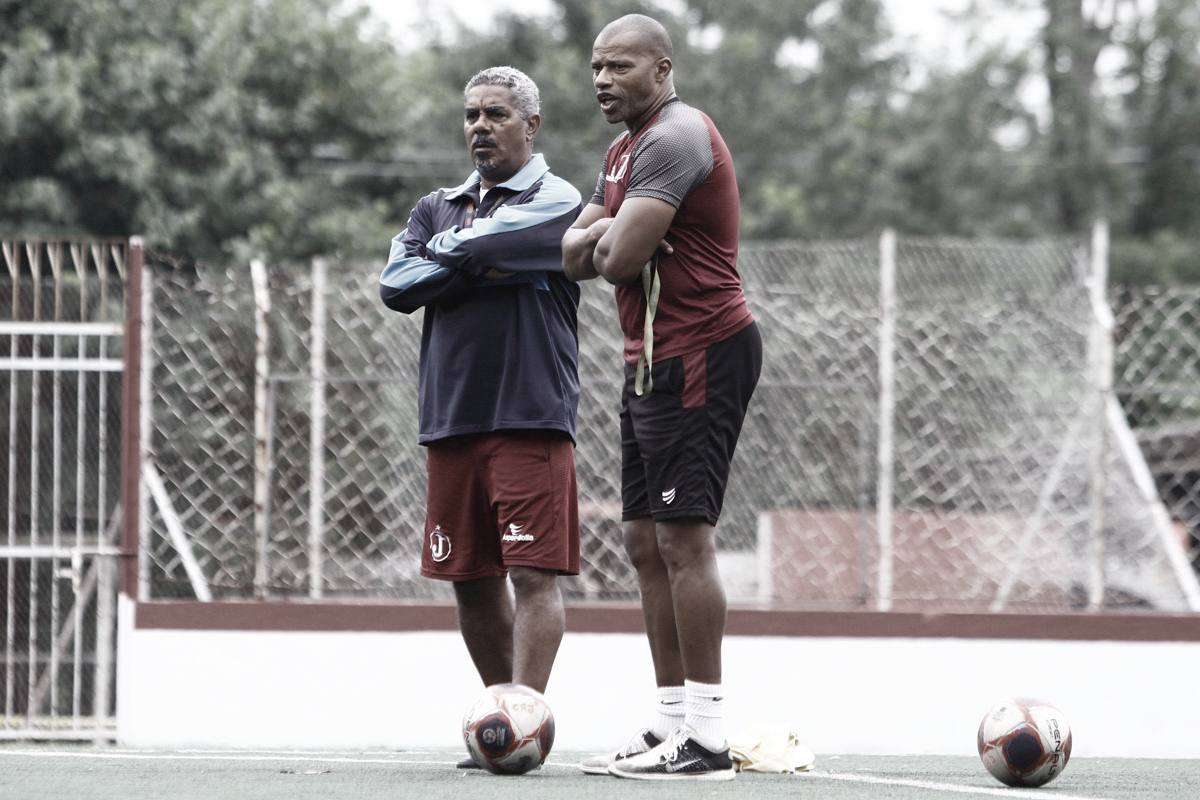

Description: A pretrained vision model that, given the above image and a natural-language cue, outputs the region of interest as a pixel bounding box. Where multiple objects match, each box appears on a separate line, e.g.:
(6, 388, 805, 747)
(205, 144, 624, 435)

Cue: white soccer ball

(977, 697, 1072, 787)
(462, 683, 555, 775)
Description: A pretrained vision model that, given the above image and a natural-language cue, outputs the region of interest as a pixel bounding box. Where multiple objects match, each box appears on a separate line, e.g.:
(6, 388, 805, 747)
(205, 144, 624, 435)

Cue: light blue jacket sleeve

(379, 201, 477, 314)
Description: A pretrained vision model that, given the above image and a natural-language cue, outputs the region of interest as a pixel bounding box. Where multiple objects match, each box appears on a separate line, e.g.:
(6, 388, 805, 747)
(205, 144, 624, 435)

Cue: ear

(525, 113, 541, 141)
(656, 57, 673, 82)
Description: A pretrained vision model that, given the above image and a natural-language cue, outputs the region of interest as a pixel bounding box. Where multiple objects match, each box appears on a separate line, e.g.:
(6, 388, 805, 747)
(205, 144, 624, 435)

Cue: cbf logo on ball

(474, 714, 515, 756)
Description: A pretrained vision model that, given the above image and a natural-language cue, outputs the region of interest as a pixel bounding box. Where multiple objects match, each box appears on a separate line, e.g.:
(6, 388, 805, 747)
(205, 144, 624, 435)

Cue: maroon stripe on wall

(132, 601, 1200, 642)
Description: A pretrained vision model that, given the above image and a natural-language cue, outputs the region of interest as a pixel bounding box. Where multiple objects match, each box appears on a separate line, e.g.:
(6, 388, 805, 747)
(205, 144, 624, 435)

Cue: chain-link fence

(1114, 286, 1200, 581)
(137, 232, 1200, 612)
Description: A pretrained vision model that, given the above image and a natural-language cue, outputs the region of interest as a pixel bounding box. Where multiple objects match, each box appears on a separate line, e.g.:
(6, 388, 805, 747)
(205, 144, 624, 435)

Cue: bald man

(563, 14, 761, 782)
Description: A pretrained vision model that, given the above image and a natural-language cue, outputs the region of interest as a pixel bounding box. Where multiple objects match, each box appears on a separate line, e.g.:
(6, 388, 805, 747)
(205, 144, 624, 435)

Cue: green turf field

(1, 746, 1197, 800)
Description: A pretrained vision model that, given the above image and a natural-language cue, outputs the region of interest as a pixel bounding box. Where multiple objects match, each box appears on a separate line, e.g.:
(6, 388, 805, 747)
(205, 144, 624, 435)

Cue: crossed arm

(561, 196, 676, 285)
(382, 185, 579, 313)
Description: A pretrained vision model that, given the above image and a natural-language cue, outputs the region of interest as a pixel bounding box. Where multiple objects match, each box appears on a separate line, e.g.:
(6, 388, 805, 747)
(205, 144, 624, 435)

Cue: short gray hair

(465, 66, 540, 120)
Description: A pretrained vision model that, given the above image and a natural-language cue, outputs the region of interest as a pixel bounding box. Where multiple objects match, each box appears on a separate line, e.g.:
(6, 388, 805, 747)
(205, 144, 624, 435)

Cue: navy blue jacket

(379, 154, 583, 444)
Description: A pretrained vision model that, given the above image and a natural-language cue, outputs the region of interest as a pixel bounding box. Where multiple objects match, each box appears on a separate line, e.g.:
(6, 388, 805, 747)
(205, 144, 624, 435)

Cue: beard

(473, 151, 498, 175)
(471, 136, 499, 175)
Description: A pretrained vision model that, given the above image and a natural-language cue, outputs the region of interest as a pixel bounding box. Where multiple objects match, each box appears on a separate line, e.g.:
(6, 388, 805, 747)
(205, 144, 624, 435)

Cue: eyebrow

(592, 56, 633, 69)
(465, 105, 511, 115)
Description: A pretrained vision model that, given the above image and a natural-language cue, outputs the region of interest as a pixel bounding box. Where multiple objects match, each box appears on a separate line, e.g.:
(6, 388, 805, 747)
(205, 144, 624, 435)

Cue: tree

(1041, 0, 1125, 231)
(1101, 0, 1200, 283)
(882, 48, 1050, 238)
(0, 0, 408, 263)
(1121, 0, 1200, 238)
(5, 0, 1200, 281)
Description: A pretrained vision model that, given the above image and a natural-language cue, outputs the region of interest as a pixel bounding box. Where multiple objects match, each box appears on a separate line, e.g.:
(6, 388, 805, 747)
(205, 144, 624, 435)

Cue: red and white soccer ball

(977, 697, 1072, 787)
(462, 683, 555, 775)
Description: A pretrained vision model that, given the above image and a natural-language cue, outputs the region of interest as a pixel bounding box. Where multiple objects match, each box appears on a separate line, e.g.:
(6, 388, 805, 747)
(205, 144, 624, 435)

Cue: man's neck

(626, 93, 678, 135)
(480, 154, 533, 191)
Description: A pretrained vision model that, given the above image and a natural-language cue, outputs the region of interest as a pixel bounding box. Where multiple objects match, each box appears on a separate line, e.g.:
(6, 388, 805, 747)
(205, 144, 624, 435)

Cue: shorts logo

(502, 522, 535, 543)
(662, 488, 676, 504)
(429, 526, 452, 562)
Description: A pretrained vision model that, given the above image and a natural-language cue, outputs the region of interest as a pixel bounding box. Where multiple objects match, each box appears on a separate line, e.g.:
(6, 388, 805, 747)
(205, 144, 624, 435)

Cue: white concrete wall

(116, 596, 1200, 758)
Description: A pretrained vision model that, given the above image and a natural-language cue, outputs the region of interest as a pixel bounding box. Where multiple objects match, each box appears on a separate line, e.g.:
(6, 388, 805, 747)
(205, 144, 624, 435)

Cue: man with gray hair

(380, 66, 583, 768)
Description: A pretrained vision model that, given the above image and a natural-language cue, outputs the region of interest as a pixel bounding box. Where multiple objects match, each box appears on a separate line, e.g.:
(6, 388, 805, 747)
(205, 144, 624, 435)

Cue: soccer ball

(977, 697, 1072, 787)
(462, 683, 555, 775)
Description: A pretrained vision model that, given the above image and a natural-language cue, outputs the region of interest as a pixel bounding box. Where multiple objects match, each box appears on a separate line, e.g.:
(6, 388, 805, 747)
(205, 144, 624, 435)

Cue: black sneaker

(579, 728, 663, 775)
(607, 725, 735, 781)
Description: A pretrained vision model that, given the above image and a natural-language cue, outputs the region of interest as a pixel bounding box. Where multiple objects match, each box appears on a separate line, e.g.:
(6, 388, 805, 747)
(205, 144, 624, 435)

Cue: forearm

(429, 188, 582, 277)
(592, 233, 646, 286)
(380, 251, 475, 313)
(561, 225, 601, 282)
(589, 196, 677, 286)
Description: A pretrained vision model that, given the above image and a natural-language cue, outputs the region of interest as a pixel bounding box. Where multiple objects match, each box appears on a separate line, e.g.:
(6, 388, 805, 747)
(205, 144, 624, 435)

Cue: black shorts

(620, 321, 762, 525)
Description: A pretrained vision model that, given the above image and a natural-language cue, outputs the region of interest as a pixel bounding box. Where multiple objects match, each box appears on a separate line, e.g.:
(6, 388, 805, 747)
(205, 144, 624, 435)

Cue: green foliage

(3, 0, 1200, 281)
(1119, 0, 1200, 240)
(0, 0, 407, 263)
(1111, 231, 1200, 285)
(686, 0, 905, 239)
(880, 49, 1052, 238)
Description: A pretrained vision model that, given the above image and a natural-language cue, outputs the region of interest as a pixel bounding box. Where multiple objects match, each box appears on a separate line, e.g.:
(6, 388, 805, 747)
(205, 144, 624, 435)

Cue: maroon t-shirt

(591, 97, 753, 365)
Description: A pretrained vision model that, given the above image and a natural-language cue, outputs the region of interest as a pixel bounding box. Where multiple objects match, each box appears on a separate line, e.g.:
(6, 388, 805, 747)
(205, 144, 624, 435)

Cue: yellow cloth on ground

(728, 722, 815, 774)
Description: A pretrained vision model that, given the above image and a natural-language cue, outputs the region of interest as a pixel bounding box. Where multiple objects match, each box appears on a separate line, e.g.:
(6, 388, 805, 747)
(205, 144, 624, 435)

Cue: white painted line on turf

(0, 751, 440, 765)
(809, 770, 1106, 800)
(0, 750, 576, 770)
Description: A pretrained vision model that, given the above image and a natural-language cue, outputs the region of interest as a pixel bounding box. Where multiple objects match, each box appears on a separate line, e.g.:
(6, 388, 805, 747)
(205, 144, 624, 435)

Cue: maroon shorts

(421, 430, 580, 581)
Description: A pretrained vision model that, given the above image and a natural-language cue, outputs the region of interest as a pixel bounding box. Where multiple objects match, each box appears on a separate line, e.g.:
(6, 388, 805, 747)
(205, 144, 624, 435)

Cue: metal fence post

(120, 238, 145, 600)
(876, 229, 897, 611)
(1086, 220, 1112, 609)
(308, 257, 328, 600)
(251, 260, 271, 599)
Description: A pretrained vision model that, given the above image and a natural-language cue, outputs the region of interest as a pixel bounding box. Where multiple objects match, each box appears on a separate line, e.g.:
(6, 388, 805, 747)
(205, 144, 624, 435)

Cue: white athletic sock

(651, 685, 686, 740)
(684, 679, 727, 751)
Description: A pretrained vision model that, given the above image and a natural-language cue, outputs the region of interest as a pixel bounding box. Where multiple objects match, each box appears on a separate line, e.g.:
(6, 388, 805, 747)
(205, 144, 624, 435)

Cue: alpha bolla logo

(429, 525, 452, 562)
(502, 522, 534, 543)
(661, 487, 676, 505)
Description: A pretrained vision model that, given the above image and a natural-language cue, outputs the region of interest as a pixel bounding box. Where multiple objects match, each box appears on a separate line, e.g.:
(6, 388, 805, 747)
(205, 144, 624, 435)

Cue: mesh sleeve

(626, 104, 714, 208)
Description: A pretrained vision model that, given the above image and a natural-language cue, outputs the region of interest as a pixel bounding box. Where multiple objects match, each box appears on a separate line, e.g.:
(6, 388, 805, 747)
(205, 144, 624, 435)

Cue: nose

(593, 67, 611, 90)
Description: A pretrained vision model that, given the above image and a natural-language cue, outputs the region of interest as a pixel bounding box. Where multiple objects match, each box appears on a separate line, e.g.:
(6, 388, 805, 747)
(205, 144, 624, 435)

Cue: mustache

(472, 136, 498, 150)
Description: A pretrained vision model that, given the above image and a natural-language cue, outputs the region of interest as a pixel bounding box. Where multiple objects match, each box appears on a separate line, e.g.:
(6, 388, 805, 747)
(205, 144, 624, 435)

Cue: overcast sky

(350, 0, 1057, 118)
(353, 0, 1044, 61)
